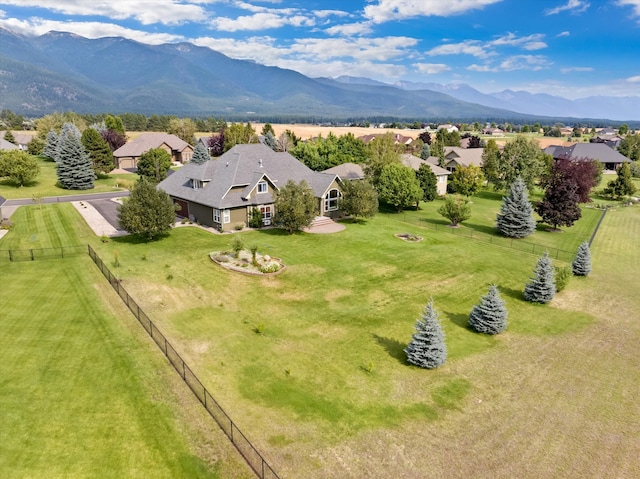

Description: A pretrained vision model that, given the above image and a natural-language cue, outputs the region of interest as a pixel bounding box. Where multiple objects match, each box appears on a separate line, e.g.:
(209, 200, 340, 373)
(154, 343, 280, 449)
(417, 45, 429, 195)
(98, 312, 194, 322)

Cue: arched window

(324, 188, 341, 212)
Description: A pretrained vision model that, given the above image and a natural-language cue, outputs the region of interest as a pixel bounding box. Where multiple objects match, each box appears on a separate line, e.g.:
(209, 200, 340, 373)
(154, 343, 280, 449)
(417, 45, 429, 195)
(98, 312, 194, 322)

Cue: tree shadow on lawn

(110, 233, 170, 245)
(496, 285, 525, 302)
(460, 221, 499, 237)
(372, 333, 411, 366)
(444, 310, 473, 332)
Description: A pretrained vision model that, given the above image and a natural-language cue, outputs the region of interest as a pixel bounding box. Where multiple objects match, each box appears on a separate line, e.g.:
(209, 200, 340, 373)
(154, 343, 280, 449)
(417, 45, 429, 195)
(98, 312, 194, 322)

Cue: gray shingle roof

(158, 144, 338, 209)
(113, 133, 191, 157)
(323, 162, 365, 180)
(544, 143, 631, 164)
(401, 154, 451, 176)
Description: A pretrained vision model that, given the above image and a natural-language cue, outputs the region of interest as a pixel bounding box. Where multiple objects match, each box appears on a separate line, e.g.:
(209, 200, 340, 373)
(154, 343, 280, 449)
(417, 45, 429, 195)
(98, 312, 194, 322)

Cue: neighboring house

(359, 132, 415, 147)
(590, 129, 623, 149)
(443, 147, 484, 172)
(113, 133, 194, 169)
(401, 154, 451, 196)
(437, 124, 459, 133)
(0, 132, 33, 150)
(544, 143, 632, 172)
(158, 144, 342, 231)
(482, 127, 504, 136)
(0, 138, 19, 151)
(323, 162, 366, 181)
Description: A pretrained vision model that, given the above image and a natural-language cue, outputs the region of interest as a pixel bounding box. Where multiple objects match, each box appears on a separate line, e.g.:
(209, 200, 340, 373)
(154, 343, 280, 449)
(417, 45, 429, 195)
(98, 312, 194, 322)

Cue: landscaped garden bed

(209, 249, 284, 275)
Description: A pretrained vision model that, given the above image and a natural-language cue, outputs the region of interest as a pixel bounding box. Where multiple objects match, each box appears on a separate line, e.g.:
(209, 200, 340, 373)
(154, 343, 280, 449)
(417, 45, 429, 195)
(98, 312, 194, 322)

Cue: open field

(0, 206, 252, 478)
(0, 156, 136, 199)
(84, 193, 640, 478)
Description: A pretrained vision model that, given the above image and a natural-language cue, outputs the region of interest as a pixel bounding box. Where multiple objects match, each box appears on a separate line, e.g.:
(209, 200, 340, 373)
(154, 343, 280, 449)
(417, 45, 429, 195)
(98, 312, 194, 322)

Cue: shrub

(234, 223, 244, 231)
(0, 218, 13, 230)
(258, 263, 280, 274)
(248, 207, 263, 228)
(231, 237, 244, 257)
(554, 266, 572, 292)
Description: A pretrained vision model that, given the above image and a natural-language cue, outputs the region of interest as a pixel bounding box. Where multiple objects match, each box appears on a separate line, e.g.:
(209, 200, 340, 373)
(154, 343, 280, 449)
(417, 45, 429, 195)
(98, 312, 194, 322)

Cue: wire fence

(0, 244, 87, 262)
(393, 214, 581, 262)
(87, 245, 280, 479)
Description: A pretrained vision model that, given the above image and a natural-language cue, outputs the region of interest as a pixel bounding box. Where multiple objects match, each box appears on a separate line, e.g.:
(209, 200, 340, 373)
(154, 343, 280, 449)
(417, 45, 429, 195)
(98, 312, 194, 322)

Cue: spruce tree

(56, 123, 95, 190)
(43, 130, 58, 161)
(469, 285, 508, 334)
(523, 252, 556, 304)
(496, 176, 536, 238)
(190, 142, 210, 165)
(572, 241, 592, 276)
(404, 299, 447, 369)
(81, 127, 114, 174)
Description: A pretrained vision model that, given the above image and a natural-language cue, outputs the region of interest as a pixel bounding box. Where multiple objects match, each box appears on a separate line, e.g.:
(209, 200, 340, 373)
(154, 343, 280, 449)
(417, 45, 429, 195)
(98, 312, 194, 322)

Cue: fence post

(30, 249, 34, 261)
(9, 250, 12, 261)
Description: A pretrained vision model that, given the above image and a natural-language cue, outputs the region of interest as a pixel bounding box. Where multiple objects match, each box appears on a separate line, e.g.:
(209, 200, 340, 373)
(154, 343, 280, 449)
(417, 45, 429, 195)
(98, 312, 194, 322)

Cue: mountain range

(0, 27, 636, 123)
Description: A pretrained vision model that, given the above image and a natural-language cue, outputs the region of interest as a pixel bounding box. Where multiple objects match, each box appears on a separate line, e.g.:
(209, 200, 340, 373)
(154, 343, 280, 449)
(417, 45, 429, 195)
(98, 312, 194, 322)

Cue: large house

(113, 133, 194, 169)
(544, 143, 631, 172)
(442, 147, 484, 172)
(158, 144, 341, 231)
(400, 154, 451, 195)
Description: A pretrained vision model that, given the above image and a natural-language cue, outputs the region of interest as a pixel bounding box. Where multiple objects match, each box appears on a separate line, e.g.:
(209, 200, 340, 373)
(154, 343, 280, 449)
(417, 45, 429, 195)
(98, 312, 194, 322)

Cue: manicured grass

(0, 155, 136, 199)
(0, 206, 252, 478)
(87, 198, 640, 478)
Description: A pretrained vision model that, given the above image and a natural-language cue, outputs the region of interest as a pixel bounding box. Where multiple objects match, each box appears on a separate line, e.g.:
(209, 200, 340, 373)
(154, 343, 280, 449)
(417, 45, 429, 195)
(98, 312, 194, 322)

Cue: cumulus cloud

(364, 0, 503, 23)
(627, 75, 640, 83)
(0, 16, 183, 43)
(413, 63, 451, 74)
(545, 0, 590, 16)
(556, 31, 571, 37)
(324, 22, 373, 36)
(468, 55, 551, 72)
(426, 40, 491, 59)
(616, 0, 640, 18)
(0, 0, 207, 25)
(489, 32, 547, 50)
(210, 12, 315, 32)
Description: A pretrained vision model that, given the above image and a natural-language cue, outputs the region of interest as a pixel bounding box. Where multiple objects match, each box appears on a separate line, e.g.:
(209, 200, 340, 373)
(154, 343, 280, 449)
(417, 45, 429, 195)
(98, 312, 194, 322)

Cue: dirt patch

(395, 233, 423, 242)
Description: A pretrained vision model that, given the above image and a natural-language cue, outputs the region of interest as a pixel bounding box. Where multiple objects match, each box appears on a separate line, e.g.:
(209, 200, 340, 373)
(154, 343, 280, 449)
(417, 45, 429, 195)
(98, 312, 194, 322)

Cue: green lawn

(0, 206, 251, 478)
(0, 155, 136, 199)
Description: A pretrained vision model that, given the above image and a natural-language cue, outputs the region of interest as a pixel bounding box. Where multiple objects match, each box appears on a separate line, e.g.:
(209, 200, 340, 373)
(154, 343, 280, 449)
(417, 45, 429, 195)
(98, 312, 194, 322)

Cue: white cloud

(426, 40, 491, 59)
(616, 0, 640, 18)
(627, 75, 640, 83)
(545, 0, 590, 16)
(313, 9, 351, 19)
(489, 33, 547, 50)
(523, 41, 548, 50)
(210, 12, 315, 32)
(560, 66, 594, 73)
(0, 0, 207, 25)
(0, 16, 183, 43)
(364, 0, 503, 23)
(325, 22, 373, 36)
(556, 31, 571, 37)
(413, 63, 451, 74)
(468, 55, 552, 72)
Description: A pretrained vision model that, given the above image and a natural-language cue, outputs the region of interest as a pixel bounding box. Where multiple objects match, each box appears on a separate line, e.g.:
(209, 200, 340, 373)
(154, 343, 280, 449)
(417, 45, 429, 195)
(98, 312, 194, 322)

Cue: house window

(192, 179, 201, 190)
(213, 209, 221, 223)
(438, 176, 446, 183)
(223, 209, 230, 224)
(324, 188, 341, 212)
(257, 181, 268, 193)
(260, 205, 272, 225)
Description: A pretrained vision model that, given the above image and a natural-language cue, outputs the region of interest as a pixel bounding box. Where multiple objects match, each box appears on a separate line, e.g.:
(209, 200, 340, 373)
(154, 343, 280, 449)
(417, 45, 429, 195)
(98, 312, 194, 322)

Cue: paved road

(3, 190, 129, 206)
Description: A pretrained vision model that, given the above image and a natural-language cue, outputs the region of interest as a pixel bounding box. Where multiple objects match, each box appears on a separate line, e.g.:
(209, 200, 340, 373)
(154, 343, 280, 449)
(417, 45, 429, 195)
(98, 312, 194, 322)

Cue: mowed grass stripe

(0, 257, 250, 478)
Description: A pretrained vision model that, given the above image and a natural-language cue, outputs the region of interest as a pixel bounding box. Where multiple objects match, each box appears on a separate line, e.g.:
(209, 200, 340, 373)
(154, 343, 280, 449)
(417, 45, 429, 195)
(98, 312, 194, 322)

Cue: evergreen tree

(119, 178, 176, 240)
(404, 299, 447, 369)
(603, 163, 637, 198)
(81, 127, 114, 174)
(572, 241, 592, 276)
(469, 285, 508, 334)
(3, 130, 16, 144)
(43, 130, 58, 161)
(496, 176, 536, 238)
(263, 131, 278, 151)
(190, 142, 210, 165)
(523, 252, 556, 304)
(56, 123, 95, 190)
(137, 148, 172, 183)
(416, 163, 438, 202)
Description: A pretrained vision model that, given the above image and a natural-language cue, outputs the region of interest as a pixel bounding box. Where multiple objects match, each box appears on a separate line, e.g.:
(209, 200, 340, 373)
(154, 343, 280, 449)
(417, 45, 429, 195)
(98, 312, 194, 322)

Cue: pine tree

(81, 127, 114, 174)
(56, 123, 95, 190)
(523, 252, 556, 304)
(469, 285, 508, 334)
(190, 142, 210, 165)
(572, 241, 592, 276)
(496, 176, 536, 238)
(404, 299, 447, 369)
(43, 130, 58, 161)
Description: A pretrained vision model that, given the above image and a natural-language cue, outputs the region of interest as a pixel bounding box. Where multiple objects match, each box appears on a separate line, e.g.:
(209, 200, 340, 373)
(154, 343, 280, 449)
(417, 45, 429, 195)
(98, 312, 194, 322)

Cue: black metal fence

(0, 244, 87, 261)
(394, 214, 579, 262)
(87, 245, 280, 479)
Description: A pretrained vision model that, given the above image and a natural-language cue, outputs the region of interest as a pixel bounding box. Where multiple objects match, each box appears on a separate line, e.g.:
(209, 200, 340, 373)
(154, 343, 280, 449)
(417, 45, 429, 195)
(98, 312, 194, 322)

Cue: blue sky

(1, 0, 639, 99)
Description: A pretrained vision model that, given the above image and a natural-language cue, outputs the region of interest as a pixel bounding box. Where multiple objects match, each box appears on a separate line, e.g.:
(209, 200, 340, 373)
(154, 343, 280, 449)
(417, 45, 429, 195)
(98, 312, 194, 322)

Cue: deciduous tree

(536, 161, 582, 231)
(438, 194, 471, 226)
(404, 299, 447, 369)
(136, 148, 172, 183)
(0, 150, 40, 187)
(523, 252, 556, 304)
(496, 176, 536, 238)
(274, 180, 316, 234)
(450, 164, 484, 196)
(340, 179, 378, 223)
(486, 136, 545, 191)
(119, 178, 176, 240)
(364, 132, 402, 186)
(468, 285, 508, 335)
(377, 163, 422, 212)
(416, 163, 438, 202)
(168, 117, 196, 144)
